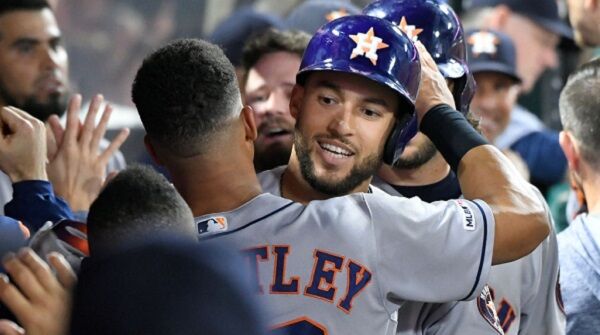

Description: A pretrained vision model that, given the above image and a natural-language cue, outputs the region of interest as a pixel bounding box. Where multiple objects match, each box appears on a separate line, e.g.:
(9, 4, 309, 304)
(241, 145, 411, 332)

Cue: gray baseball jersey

(195, 169, 495, 335)
(372, 176, 565, 335)
(259, 167, 503, 334)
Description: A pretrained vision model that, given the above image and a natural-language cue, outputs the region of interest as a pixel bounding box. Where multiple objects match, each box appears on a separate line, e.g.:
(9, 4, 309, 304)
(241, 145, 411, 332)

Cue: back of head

(87, 165, 196, 257)
(0, 0, 49, 16)
(131, 39, 241, 157)
(70, 238, 267, 335)
(559, 58, 600, 168)
(242, 28, 310, 83)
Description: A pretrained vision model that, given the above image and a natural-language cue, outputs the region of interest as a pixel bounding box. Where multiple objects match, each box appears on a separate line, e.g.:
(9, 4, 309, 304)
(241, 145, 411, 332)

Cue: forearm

(5, 181, 74, 233)
(420, 105, 549, 264)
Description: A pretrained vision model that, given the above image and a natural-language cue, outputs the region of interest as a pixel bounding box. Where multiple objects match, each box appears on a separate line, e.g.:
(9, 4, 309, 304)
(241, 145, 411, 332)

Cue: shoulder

(257, 165, 286, 196)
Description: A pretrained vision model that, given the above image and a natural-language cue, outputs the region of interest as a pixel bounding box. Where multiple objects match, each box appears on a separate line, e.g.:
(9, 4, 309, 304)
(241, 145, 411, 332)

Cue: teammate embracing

(133, 15, 550, 335)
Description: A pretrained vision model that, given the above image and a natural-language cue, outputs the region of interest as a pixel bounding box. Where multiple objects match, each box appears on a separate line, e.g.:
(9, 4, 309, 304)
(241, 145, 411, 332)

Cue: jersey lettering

(245, 245, 371, 313)
(497, 298, 516, 333)
(305, 250, 344, 302)
(244, 246, 269, 294)
(271, 245, 300, 294)
(271, 317, 328, 335)
(338, 259, 372, 313)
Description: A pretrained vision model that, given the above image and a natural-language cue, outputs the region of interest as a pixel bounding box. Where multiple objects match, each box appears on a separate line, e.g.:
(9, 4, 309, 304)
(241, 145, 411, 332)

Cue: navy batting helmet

(297, 14, 421, 165)
(363, 0, 475, 115)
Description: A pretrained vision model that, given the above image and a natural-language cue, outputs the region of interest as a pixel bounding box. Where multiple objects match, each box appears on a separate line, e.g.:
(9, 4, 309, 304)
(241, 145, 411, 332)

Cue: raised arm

(414, 42, 549, 264)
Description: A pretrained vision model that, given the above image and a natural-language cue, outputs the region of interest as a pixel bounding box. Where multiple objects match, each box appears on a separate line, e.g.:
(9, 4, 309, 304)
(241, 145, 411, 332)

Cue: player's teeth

(321, 143, 351, 156)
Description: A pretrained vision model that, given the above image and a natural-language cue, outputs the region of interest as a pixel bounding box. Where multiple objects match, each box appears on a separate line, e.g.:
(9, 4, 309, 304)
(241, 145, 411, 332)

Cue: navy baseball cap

(209, 6, 284, 66)
(284, 0, 360, 34)
(466, 29, 521, 83)
(465, 0, 572, 39)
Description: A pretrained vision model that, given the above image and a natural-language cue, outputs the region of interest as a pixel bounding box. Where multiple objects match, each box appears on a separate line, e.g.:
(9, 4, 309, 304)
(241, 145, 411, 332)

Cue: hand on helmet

(414, 42, 456, 122)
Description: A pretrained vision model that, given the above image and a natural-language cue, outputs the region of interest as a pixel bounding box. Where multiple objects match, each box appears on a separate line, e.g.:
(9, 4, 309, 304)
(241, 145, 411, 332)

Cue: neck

(280, 147, 371, 204)
(167, 151, 262, 217)
(378, 152, 450, 186)
(582, 170, 600, 215)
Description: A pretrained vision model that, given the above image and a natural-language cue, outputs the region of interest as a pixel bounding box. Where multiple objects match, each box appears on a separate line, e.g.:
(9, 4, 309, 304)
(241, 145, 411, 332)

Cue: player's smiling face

(290, 71, 398, 195)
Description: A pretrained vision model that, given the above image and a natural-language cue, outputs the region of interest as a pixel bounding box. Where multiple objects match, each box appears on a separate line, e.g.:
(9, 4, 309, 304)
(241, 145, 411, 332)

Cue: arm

(0, 107, 73, 232)
(414, 42, 549, 264)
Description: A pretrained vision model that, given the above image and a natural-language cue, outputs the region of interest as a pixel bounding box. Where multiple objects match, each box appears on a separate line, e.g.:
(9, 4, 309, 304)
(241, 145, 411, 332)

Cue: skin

(244, 51, 301, 172)
(281, 71, 400, 202)
(566, 0, 600, 47)
(560, 131, 600, 214)
(0, 8, 69, 120)
(470, 72, 521, 143)
(484, 6, 559, 93)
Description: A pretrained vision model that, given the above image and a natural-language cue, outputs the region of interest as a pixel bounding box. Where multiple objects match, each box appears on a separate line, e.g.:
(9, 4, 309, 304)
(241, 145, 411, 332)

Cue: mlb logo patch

(453, 199, 475, 231)
(197, 216, 228, 235)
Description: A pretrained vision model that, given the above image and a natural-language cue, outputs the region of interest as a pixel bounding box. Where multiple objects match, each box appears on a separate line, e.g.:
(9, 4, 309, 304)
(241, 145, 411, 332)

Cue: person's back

(556, 58, 600, 334)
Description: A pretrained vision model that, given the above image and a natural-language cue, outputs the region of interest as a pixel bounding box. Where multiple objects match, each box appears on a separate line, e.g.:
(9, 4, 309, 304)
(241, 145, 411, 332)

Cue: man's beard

(392, 137, 437, 170)
(294, 128, 382, 196)
(0, 84, 68, 121)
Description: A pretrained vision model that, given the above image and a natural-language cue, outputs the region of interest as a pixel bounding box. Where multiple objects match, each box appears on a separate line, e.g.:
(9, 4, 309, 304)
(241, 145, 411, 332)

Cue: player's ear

(559, 131, 580, 172)
(289, 84, 305, 120)
(241, 105, 257, 142)
(144, 135, 163, 165)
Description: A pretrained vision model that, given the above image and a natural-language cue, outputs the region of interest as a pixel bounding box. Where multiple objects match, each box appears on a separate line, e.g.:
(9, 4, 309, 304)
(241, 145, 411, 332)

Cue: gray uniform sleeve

(513, 206, 565, 335)
(363, 193, 494, 311)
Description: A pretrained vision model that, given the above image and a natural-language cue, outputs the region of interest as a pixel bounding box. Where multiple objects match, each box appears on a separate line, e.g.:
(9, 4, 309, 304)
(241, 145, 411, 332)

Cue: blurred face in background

(502, 14, 559, 93)
(470, 72, 520, 143)
(566, 0, 600, 47)
(0, 8, 69, 120)
(244, 51, 300, 172)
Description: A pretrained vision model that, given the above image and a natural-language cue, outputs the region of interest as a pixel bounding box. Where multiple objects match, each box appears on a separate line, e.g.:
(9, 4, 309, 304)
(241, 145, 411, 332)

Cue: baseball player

(132, 17, 549, 335)
(364, 2, 564, 334)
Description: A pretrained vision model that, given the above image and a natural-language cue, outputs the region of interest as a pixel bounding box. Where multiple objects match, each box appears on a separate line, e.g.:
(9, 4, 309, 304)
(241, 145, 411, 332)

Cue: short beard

(392, 138, 437, 170)
(294, 128, 382, 196)
(254, 143, 291, 172)
(0, 85, 68, 121)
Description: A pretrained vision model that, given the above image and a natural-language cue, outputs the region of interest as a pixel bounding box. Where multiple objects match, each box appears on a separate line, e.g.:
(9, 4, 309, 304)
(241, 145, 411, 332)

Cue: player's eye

(318, 95, 337, 106)
(360, 107, 382, 119)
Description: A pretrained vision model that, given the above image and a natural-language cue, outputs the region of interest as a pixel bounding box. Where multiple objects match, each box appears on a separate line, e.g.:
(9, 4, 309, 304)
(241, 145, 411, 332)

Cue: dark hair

(87, 165, 195, 257)
(132, 38, 241, 157)
(241, 28, 310, 75)
(0, 0, 49, 17)
(559, 58, 600, 166)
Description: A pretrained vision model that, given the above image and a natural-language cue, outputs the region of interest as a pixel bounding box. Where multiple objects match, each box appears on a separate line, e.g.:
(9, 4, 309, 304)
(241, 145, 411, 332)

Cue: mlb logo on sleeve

(197, 216, 228, 235)
(453, 199, 476, 231)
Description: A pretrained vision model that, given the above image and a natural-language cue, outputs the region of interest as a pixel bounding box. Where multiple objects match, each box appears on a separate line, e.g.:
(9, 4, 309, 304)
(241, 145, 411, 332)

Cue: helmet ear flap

(383, 111, 417, 165)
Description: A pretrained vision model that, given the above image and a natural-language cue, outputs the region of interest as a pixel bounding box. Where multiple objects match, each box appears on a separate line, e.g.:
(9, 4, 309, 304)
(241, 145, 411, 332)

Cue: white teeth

(268, 128, 283, 134)
(321, 143, 352, 156)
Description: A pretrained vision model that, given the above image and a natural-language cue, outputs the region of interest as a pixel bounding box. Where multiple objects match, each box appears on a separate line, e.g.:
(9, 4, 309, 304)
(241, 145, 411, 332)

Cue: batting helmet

(363, 0, 475, 115)
(297, 14, 421, 165)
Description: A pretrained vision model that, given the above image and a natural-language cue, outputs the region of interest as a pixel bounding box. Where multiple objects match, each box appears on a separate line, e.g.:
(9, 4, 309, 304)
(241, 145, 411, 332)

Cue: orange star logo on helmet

(325, 8, 348, 22)
(349, 27, 389, 66)
(398, 16, 423, 42)
(468, 31, 500, 57)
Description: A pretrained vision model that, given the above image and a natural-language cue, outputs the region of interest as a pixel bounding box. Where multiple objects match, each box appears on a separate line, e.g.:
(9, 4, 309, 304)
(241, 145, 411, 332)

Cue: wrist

(10, 169, 48, 183)
(420, 104, 488, 172)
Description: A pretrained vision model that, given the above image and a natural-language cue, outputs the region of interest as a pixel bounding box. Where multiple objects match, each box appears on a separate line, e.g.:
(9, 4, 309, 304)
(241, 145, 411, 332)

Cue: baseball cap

(209, 6, 284, 66)
(466, 29, 521, 83)
(284, 0, 360, 34)
(464, 0, 572, 39)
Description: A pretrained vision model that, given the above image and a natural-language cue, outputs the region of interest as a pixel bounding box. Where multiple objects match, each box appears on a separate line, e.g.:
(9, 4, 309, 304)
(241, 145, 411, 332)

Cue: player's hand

(47, 94, 129, 212)
(0, 107, 48, 183)
(0, 249, 76, 335)
(414, 42, 456, 122)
